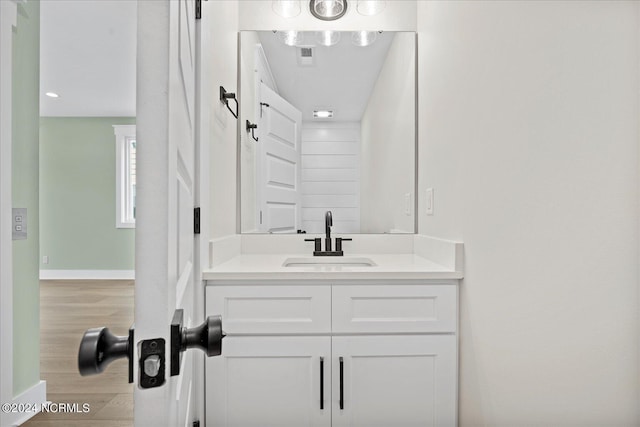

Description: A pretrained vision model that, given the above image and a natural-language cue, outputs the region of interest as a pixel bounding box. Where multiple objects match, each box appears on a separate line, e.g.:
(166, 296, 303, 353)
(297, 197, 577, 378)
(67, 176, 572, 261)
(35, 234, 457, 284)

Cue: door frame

(1, 2, 46, 425)
(193, 0, 212, 420)
(0, 2, 17, 420)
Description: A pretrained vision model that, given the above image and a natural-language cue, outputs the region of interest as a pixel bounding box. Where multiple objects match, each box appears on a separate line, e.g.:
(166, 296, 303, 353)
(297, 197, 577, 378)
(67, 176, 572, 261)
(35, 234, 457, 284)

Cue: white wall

(301, 122, 361, 233)
(418, 1, 639, 424)
(361, 32, 415, 233)
(209, 1, 239, 238)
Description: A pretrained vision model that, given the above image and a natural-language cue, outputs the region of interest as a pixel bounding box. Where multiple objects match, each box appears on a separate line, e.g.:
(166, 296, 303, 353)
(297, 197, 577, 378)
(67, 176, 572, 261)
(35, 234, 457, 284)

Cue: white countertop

(203, 253, 463, 282)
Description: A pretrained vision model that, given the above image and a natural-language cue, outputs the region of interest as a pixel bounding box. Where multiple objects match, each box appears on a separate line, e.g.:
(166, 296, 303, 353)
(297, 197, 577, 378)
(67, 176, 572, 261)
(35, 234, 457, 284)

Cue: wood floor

(23, 280, 134, 427)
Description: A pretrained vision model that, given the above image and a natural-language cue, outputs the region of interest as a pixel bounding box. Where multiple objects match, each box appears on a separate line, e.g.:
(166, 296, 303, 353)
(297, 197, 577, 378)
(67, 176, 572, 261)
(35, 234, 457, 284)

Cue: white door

(134, 1, 204, 426)
(207, 336, 331, 427)
(332, 335, 457, 427)
(257, 82, 302, 233)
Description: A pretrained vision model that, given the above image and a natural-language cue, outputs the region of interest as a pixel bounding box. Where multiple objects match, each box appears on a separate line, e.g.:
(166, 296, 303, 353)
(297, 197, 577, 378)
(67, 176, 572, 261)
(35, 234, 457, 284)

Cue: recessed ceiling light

(278, 30, 303, 46)
(316, 30, 341, 46)
(310, 0, 347, 21)
(352, 30, 378, 47)
(45, 92, 59, 98)
(272, 0, 301, 18)
(313, 110, 333, 118)
(356, 0, 385, 16)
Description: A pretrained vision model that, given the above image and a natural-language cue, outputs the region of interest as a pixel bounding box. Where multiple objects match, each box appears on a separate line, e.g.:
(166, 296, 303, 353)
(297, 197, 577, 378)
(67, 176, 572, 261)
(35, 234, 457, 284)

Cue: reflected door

(257, 82, 302, 233)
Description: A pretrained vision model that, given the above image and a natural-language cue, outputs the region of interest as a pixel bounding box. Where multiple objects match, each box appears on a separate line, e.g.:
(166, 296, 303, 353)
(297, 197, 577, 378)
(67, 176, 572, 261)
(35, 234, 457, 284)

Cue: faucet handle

(304, 238, 322, 253)
(335, 237, 352, 252)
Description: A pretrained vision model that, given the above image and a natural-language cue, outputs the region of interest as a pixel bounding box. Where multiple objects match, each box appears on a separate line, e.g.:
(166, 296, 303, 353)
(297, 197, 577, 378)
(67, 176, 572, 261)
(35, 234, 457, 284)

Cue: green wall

(40, 117, 135, 271)
(12, 0, 40, 396)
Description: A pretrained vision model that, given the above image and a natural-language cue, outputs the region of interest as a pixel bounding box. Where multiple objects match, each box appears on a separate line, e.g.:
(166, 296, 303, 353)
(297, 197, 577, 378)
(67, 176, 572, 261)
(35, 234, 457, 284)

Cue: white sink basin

(283, 257, 377, 267)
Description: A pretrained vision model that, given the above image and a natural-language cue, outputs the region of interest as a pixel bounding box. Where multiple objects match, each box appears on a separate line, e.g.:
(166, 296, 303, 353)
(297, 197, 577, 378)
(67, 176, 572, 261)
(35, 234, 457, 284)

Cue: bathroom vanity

(212, 20, 463, 426)
(203, 234, 463, 427)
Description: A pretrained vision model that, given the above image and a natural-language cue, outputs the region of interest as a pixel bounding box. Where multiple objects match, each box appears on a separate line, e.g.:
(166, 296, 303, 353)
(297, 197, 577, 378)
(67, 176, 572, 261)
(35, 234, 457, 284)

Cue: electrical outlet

(426, 188, 434, 215)
(43, 255, 49, 265)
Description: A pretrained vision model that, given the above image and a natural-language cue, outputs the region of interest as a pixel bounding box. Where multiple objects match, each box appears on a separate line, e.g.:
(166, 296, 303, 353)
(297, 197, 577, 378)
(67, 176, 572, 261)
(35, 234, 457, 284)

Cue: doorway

(24, 1, 137, 425)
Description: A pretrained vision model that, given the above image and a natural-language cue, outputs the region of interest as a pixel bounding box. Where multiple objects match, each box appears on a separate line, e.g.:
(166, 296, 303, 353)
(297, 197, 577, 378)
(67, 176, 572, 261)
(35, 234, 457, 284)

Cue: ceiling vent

(296, 46, 315, 67)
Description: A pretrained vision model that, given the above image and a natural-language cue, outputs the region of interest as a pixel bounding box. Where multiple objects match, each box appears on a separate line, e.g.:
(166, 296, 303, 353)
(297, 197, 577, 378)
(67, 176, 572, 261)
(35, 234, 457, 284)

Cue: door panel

(332, 335, 457, 427)
(257, 83, 302, 233)
(207, 336, 331, 427)
(135, 0, 199, 425)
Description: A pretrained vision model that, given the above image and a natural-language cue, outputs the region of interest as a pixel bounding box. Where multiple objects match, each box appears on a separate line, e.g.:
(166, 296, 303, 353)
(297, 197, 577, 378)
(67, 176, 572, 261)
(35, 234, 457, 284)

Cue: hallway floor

(23, 280, 134, 427)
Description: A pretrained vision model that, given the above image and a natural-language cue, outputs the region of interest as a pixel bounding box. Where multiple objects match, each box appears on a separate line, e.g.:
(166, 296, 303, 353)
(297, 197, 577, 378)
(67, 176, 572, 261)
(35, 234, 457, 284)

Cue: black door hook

(246, 120, 259, 142)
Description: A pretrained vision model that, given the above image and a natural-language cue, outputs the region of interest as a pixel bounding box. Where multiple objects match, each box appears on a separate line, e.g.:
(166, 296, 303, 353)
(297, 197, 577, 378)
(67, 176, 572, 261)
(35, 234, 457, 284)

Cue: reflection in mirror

(239, 31, 416, 234)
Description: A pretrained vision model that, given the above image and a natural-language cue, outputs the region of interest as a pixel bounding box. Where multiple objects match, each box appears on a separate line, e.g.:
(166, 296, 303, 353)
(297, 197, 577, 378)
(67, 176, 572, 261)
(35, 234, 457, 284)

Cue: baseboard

(39, 270, 135, 280)
(4, 380, 46, 426)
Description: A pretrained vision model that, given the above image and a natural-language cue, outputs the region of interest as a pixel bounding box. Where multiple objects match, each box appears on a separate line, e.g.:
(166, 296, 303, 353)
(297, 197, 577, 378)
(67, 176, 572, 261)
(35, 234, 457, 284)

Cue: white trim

(3, 380, 46, 426)
(0, 1, 18, 420)
(39, 270, 135, 280)
(195, 4, 213, 420)
(113, 125, 137, 229)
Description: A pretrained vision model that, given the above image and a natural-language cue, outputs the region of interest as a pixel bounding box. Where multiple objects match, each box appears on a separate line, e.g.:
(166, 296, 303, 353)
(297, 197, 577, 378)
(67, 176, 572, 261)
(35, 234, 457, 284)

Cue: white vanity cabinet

(206, 282, 458, 427)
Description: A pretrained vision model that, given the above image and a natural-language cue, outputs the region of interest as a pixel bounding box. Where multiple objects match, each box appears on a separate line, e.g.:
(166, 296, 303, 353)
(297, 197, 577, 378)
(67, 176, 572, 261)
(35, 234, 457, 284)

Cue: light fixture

(272, 0, 301, 18)
(313, 110, 334, 119)
(310, 0, 347, 21)
(278, 30, 304, 46)
(316, 30, 341, 46)
(45, 92, 59, 98)
(351, 30, 378, 47)
(356, 0, 385, 16)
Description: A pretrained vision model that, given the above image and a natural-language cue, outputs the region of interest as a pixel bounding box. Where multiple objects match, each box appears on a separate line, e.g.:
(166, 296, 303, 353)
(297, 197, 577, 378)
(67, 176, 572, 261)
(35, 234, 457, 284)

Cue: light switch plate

(426, 188, 434, 215)
(404, 193, 411, 216)
(12, 208, 27, 240)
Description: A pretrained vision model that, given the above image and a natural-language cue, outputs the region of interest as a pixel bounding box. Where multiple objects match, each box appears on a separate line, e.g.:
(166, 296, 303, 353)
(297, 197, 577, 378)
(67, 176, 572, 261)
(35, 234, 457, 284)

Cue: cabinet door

(207, 336, 331, 427)
(332, 335, 457, 427)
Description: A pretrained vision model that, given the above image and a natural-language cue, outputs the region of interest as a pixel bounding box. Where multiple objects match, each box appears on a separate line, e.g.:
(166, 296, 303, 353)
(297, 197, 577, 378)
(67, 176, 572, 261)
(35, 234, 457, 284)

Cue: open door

(76, 1, 222, 426)
(257, 82, 303, 233)
(132, 1, 222, 425)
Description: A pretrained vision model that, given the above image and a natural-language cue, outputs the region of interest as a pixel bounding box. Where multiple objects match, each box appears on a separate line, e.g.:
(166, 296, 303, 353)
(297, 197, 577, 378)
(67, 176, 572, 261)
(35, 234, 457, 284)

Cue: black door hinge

(194, 207, 201, 234)
(196, 0, 203, 19)
(193, 421, 200, 427)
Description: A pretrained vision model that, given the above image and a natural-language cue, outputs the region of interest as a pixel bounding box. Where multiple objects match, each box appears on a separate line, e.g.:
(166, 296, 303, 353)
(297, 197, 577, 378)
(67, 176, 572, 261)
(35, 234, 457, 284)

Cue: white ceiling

(257, 31, 396, 122)
(39, 4, 397, 120)
(40, 0, 137, 117)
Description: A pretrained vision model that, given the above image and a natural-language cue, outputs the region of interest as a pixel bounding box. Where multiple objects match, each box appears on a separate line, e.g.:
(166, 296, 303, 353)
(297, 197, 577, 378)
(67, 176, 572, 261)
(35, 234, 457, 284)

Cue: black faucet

(304, 210, 352, 256)
(325, 211, 333, 252)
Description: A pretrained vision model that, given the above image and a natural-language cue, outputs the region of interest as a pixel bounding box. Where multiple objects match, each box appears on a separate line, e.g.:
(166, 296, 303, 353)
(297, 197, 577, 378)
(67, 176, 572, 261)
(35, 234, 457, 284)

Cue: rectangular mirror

(239, 31, 416, 234)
